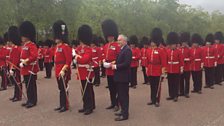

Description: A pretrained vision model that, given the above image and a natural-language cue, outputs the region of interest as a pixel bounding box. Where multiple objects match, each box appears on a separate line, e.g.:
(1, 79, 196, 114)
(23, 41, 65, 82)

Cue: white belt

(142, 57, 147, 59)
(92, 57, 98, 60)
(168, 62, 179, 65)
(78, 64, 90, 68)
(184, 58, 190, 61)
(30, 62, 37, 65)
(195, 59, 201, 61)
(45, 56, 49, 58)
(206, 56, 215, 59)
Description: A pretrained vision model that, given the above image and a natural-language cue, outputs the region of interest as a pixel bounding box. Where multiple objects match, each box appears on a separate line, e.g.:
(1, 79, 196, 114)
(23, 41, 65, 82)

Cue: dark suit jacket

(114, 44, 132, 83)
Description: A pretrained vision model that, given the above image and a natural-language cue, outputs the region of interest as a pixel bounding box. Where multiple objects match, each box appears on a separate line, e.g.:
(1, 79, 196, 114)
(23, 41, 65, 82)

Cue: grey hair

(119, 34, 128, 42)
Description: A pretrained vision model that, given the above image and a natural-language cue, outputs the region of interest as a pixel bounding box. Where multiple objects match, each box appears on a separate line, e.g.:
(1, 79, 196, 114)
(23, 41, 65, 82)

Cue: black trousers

(107, 75, 118, 106)
(148, 76, 160, 103)
(44, 63, 52, 78)
(167, 73, 180, 98)
(192, 71, 202, 91)
(93, 67, 100, 85)
(57, 76, 69, 109)
(0, 66, 8, 89)
(24, 74, 37, 105)
(142, 66, 148, 83)
(10, 69, 22, 99)
(101, 64, 106, 77)
(38, 59, 44, 71)
(204, 67, 215, 87)
(81, 80, 95, 110)
(180, 71, 191, 95)
(215, 64, 223, 84)
(130, 67, 138, 86)
(116, 81, 129, 118)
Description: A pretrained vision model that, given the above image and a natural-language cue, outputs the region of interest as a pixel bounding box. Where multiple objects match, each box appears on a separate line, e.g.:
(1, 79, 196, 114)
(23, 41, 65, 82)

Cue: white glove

(9, 70, 14, 76)
(103, 62, 111, 68)
(132, 56, 136, 59)
(19, 63, 24, 68)
(201, 63, 204, 69)
(59, 70, 65, 77)
(180, 67, 184, 73)
(72, 49, 76, 57)
(214, 62, 217, 67)
(73, 59, 77, 64)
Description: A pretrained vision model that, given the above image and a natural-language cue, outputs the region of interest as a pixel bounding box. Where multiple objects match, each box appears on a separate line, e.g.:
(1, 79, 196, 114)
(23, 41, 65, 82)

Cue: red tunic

(44, 48, 53, 63)
(54, 43, 72, 78)
(189, 47, 203, 71)
(103, 42, 120, 76)
(91, 46, 102, 68)
(201, 46, 216, 67)
(76, 45, 94, 80)
(146, 47, 167, 76)
(131, 47, 141, 67)
(20, 42, 39, 76)
(166, 48, 184, 74)
(213, 44, 224, 65)
(140, 48, 148, 67)
(9, 45, 21, 69)
(179, 47, 191, 71)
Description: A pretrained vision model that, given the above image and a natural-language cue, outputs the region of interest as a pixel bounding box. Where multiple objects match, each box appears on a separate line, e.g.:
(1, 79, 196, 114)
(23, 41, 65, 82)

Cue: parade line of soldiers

(0, 19, 224, 121)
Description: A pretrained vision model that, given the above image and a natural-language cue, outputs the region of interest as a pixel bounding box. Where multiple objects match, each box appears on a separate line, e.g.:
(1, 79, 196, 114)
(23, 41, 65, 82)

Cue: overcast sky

(179, 0, 224, 13)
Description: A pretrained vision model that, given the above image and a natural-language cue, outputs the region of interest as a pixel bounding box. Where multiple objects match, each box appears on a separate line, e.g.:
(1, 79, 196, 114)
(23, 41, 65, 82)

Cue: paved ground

(1, 69, 224, 126)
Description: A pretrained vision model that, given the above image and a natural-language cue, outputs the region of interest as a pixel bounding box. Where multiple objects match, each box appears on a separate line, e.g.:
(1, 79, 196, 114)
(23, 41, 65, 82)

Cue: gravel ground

(0, 69, 224, 126)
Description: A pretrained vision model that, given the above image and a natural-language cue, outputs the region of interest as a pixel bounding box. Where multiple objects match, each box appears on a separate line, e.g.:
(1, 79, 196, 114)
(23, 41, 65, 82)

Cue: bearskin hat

(52, 20, 68, 43)
(205, 33, 214, 44)
(150, 28, 163, 45)
(167, 32, 179, 45)
(180, 32, 190, 44)
(44, 39, 53, 47)
(128, 35, 138, 46)
(19, 21, 36, 42)
(77, 25, 93, 45)
(214, 31, 223, 42)
(191, 33, 203, 45)
(98, 36, 106, 45)
(101, 19, 118, 42)
(8, 26, 21, 46)
(91, 34, 100, 46)
(140, 36, 149, 45)
(71, 39, 80, 47)
(0, 36, 4, 45)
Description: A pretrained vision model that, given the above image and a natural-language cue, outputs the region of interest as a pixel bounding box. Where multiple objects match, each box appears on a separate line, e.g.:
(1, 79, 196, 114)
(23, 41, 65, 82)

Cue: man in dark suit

(112, 34, 132, 121)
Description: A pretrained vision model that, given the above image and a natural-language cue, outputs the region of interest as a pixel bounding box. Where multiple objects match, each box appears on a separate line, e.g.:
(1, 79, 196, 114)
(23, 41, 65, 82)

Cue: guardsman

(146, 28, 166, 107)
(0, 37, 7, 91)
(190, 33, 203, 94)
(43, 39, 53, 79)
(7, 26, 22, 102)
(166, 32, 184, 102)
(19, 21, 39, 108)
(101, 19, 120, 111)
(99, 36, 106, 78)
(202, 34, 216, 89)
(71, 39, 80, 69)
(129, 35, 141, 88)
(91, 35, 102, 86)
(179, 32, 191, 98)
(214, 32, 224, 85)
(140, 37, 149, 85)
(75, 25, 95, 115)
(37, 42, 44, 71)
(53, 20, 72, 113)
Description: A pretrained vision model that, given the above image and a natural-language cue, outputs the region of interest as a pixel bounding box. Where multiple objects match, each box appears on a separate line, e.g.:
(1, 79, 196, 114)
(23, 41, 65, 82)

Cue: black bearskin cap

(180, 32, 190, 44)
(205, 33, 214, 44)
(77, 25, 93, 45)
(128, 35, 138, 45)
(52, 20, 68, 43)
(44, 39, 53, 47)
(167, 32, 179, 45)
(8, 26, 21, 46)
(101, 19, 118, 42)
(214, 31, 223, 42)
(150, 28, 163, 45)
(19, 21, 36, 42)
(191, 33, 203, 45)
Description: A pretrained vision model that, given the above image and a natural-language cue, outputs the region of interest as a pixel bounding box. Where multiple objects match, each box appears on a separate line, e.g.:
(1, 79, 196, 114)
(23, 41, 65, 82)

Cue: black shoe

(78, 108, 85, 113)
(115, 112, 122, 116)
(0, 88, 6, 91)
(209, 86, 214, 89)
(54, 107, 62, 111)
(185, 95, 190, 98)
(84, 109, 93, 115)
(106, 105, 115, 109)
(204, 86, 209, 88)
(173, 97, 178, 102)
(12, 98, 21, 102)
(95, 84, 100, 87)
(147, 102, 155, 105)
(114, 106, 119, 112)
(166, 97, 174, 100)
(179, 94, 184, 96)
(21, 102, 28, 107)
(191, 90, 197, 93)
(9, 97, 16, 101)
(217, 83, 222, 86)
(197, 91, 202, 94)
(115, 116, 128, 121)
(26, 103, 36, 108)
(105, 86, 109, 88)
(142, 82, 147, 84)
(59, 107, 68, 113)
(155, 103, 160, 107)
